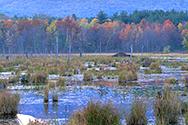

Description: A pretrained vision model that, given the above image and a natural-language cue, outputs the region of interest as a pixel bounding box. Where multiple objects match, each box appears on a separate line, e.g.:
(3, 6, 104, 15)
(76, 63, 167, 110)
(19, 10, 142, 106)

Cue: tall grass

(31, 72, 47, 85)
(184, 76, 188, 87)
(0, 91, 20, 119)
(154, 88, 181, 125)
(68, 102, 120, 125)
(118, 63, 138, 85)
(145, 62, 162, 74)
(126, 99, 147, 125)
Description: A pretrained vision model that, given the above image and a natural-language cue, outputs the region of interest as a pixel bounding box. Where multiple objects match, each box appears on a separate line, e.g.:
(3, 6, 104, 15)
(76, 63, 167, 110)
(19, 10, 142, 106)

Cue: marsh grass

(144, 62, 162, 74)
(84, 71, 93, 82)
(31, 72, 48, 85)
(0, 91, 20, 119)
(164, 78, 177, 85)
(118, 63, 138, 85)
(154, 88, 181, 125)
(126, 99, 147, 125)
(184, 76, 188, 88)
(185, 112, 188, 125)
(68, 102, 120, 125)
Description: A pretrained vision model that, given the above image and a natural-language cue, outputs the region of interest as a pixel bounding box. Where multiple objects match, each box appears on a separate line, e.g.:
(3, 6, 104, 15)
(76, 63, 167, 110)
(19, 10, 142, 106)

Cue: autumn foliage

(0, 16, 186, 54)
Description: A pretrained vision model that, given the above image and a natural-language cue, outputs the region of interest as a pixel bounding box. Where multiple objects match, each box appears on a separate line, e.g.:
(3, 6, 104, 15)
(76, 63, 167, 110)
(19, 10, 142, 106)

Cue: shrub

(181, 64, 188, 71)
(149, 62, 161, 71)
(20, 73, 30, 85)
(141, 58, 152, 67)
(57, 77, 65, 88)
(118, 71, 137, 85)
(126, 99, 147, 125)
(31, 72, 47, 85)
(48, 78, 65, 89)
(181, 102, 188, 114)
(0, 79, 8, 89)
(164, 78, 177, 85)
(144, 62, 162, 74)
(0, 65, 4, 72)
(163, 45, 171, 53)
(8, 76, 19, 84)
(184, 76, 188, 87)
(84, 71, 93, 82)
(0, 91, 20, 119)
(185, 112, 188, 125)
(154, 88, 181, 125)
(68, 102, 120, 125)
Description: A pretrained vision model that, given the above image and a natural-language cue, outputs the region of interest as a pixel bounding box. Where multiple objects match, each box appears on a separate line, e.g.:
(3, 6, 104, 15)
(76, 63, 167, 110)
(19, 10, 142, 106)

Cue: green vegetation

(185, 113, 188, 125)
(56, 77, 66, 88)
(154, 88, 181, 125)
(163, 46, 171, 54)
(181, 64, 188, 71)
(126, 99, 147, 125)
(184, 76, 188, 88)
(0, 91, 20, 119)
(145, 62, 162, 74)
(141, 58, 153, 67)
(118, 63, 138, 85)
(31, 72, 48, 85)
(68, 102, 120, 125)
(84, 71, 93, 82)
(164, 78, 177, 85)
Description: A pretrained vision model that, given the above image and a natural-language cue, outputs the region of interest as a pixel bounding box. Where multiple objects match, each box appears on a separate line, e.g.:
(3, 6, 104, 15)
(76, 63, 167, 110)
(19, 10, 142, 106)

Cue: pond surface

(16, 86, 156, 124)
(10, 64, 188, 125)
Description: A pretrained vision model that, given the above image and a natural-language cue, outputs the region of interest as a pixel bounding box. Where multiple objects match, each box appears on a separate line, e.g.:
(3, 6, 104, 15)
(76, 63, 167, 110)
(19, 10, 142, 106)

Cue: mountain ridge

(0, 0, 188, 17)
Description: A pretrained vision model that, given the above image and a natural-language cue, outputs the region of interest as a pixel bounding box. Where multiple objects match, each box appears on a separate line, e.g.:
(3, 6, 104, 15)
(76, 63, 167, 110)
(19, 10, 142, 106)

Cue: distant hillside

(0, 0, 188, 17)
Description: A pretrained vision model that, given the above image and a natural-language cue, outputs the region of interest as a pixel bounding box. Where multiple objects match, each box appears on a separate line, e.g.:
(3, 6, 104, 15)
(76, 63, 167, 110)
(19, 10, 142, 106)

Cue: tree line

(0, 10, 188, 54)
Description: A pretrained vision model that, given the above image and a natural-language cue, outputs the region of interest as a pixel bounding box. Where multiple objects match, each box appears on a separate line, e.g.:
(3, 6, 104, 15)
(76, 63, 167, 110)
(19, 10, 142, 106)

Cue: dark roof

(112, 52, 131, 57)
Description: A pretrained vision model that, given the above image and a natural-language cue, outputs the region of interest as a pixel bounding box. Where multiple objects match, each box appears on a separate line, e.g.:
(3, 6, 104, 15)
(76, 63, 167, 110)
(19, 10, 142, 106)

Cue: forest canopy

(0, 10, 188, 54)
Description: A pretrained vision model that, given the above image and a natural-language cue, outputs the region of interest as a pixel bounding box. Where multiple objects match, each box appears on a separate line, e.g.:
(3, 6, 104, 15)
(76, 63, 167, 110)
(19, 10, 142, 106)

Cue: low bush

(68, 102, 120, 125)
(0, 91, 20, 119)
(154, 88, 181, 125)
(141, 58, 152, 67)
(181, 102, 188, 114)
(144, 62, 162, 74)
(31, 72, 47, 85)
(20, 73, 30, 85)
(163, 45, 171, 53)
(118, 63, 138, 85)
(126, 99, 147, 125)
(0, 65, 4, 72)
(164, 78, 177, 85)
(8, 76, 19, 84)
(181, 102, 188, 125)
(184, 76, 188, 87)
(84, 71, 93, 82)
(0, 79, 8, 88)
(118, 71, 137, 85)
(48, 78, 66, 89)
(185, 112, 188, 125)
(57, 77, 65, 88)
(181, 64, 188, 71)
